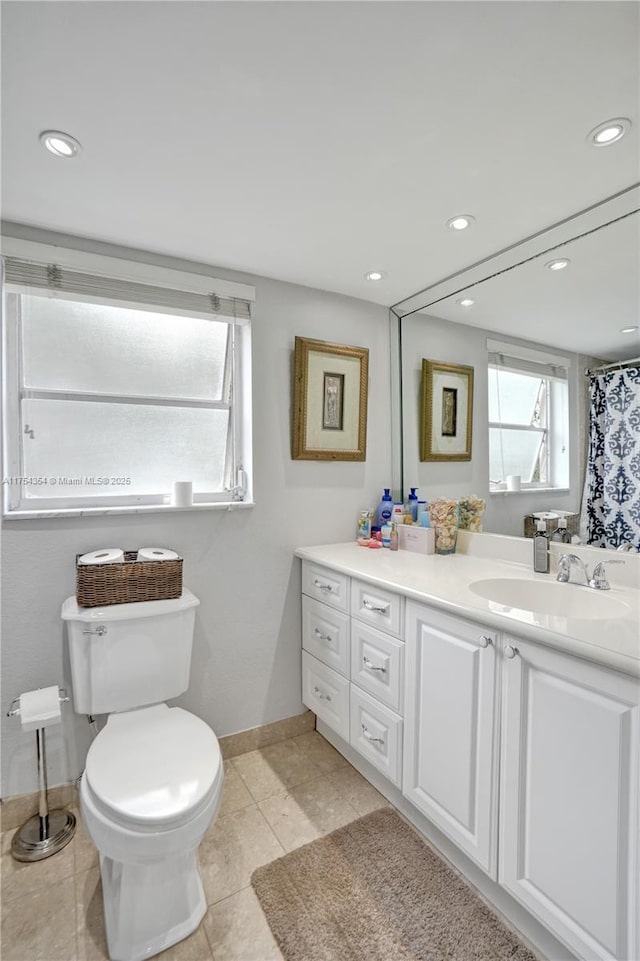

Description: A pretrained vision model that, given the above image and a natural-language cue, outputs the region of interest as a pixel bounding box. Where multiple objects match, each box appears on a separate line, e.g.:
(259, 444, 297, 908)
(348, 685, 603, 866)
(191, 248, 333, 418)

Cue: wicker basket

(76, 550, 183, 608)
(523, 513, 579, 539)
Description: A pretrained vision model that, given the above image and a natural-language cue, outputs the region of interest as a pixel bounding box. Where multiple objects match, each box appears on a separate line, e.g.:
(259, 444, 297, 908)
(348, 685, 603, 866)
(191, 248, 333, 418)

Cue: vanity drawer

(302, 596, 350, 677)
(350, 685, 403, 787)
(350, 621, 404, 714)
(302, 561, 350, 613)
(351, 579, 403, 638)
(302, 651, 350, 741)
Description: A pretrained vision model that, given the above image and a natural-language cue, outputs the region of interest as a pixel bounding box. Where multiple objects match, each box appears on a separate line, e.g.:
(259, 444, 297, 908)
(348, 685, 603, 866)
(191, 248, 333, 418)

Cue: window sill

(2, 501, 255, 520)
(489, 488, 570, 496)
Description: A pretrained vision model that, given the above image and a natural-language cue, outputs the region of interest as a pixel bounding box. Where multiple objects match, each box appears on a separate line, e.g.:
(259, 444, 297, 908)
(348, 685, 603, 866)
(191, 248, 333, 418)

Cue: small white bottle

(392, 503, 404, 527)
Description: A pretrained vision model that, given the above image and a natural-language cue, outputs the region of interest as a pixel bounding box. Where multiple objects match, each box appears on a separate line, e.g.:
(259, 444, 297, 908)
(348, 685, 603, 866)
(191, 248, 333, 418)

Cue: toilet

(62, 589, 223, 961)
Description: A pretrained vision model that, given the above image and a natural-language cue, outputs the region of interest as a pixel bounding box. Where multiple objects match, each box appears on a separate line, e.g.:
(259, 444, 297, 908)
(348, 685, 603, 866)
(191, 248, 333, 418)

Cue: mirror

(394, 187, 640, 551)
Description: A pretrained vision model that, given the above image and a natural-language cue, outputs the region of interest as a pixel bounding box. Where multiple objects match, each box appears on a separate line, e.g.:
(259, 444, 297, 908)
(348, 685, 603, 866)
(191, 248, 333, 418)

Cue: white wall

(401, 312, 582, 535)
(1, 227, 393, 797)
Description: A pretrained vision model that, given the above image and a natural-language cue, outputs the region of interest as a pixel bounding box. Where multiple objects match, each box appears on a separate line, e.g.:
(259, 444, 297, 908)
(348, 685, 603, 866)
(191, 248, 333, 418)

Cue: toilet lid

(85, 704, 221, 827)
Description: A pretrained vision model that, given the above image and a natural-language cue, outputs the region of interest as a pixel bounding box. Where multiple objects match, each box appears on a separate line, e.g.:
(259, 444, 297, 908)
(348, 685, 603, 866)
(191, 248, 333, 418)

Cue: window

(488, 340, 569, 492)
(2, 242, 254, 516)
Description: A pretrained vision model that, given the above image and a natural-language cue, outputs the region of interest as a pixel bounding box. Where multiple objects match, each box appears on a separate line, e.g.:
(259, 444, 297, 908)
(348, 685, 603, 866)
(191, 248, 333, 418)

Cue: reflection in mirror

(396, 196, 640, 552)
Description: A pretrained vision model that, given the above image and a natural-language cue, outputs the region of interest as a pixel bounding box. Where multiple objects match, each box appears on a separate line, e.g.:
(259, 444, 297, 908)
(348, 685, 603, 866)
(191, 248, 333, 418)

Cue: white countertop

(295, 542, 640, 678)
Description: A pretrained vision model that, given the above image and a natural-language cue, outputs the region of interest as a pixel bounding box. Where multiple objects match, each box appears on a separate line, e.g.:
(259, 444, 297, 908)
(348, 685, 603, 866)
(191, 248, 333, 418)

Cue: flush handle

(82, 625, 107, 636)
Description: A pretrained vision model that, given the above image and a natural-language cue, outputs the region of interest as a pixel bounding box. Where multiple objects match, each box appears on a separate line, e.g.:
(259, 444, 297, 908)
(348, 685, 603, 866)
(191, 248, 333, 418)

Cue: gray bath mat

(252, 807, 537, 961)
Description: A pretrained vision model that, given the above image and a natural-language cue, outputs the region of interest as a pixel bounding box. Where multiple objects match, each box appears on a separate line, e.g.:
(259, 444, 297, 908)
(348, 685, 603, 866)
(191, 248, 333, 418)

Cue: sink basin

(469, 577, 631, 620)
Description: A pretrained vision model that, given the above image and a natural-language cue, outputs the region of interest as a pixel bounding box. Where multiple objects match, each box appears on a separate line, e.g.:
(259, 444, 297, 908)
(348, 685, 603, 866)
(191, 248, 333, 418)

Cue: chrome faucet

(557, 554, 624, 591)
(556, 554, 590, 586)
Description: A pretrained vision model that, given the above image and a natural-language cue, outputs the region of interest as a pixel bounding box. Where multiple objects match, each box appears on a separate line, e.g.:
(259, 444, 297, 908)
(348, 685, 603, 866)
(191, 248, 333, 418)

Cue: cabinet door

(302, 651, 350, 742)
(350, 685, 403, 787)
(302, 596, 350, 677)
(301, 561, 350, 612)
(350, 620, 404, 713)
(500, 637, 640, 961)
(403, 601, 499, 876)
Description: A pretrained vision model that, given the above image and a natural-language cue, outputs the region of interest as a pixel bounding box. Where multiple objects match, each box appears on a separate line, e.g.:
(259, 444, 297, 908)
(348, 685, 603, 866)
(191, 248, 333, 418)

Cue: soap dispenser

(533, 520, 550, 573)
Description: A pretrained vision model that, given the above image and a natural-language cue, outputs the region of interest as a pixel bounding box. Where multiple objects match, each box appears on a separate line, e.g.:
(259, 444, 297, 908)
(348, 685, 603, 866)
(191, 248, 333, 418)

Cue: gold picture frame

(292, 336, 369, 460)
(421, 359, 474, 461)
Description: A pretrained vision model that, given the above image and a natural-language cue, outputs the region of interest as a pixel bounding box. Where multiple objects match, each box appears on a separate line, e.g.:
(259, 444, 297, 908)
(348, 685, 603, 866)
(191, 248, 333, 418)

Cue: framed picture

(420, 359, 474, 461)
(292, 336, 369, 460)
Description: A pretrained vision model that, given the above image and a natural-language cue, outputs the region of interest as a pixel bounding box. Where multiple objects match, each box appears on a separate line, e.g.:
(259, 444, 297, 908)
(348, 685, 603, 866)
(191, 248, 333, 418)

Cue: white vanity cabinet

(499, 635, 640, 961)
(301, 562, 405, 787)
(298, 546, 640, 961)
(403, 600, 499, 876)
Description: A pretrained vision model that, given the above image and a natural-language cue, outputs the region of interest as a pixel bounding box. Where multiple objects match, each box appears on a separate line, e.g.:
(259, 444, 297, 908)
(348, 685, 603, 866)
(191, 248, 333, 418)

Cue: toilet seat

(85, 704, 222, 832)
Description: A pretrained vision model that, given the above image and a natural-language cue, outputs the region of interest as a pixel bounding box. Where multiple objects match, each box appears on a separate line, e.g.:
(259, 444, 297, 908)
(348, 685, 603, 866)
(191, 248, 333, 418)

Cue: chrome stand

(7, 690, 76, 862)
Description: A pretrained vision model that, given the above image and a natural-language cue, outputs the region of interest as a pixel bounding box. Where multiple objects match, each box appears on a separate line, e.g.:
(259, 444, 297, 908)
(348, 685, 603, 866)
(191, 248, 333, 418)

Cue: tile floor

(1, 731, 389, 961)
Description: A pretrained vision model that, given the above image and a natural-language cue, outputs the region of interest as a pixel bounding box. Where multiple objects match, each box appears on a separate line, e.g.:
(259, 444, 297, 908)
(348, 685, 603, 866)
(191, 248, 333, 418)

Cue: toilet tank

(61, 590, 200, 715)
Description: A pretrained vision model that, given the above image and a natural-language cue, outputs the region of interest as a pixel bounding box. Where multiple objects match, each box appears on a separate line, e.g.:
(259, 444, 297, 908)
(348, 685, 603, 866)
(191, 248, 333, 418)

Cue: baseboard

(218, 710, 315, 759)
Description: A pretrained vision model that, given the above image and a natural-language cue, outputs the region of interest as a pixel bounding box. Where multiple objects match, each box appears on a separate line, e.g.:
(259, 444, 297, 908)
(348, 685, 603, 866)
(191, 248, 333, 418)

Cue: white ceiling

(1, 1, 639, 348)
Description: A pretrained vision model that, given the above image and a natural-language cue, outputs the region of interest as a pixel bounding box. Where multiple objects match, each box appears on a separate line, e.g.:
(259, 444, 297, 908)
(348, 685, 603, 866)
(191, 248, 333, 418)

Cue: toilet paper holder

(6, 688, 69, 718)
(6, 686, 76, 862)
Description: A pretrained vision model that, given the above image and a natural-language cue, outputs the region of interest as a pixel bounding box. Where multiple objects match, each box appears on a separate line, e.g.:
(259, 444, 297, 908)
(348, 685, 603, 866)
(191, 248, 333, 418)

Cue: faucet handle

(589, 559, 624, 591)
(556, 553, 589, 583)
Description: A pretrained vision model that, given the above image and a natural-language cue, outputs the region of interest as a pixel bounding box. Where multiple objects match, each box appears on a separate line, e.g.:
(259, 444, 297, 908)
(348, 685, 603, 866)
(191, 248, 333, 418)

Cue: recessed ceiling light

(447, 215, 475, 231)
(364, 270, 385, 281)
(39, 130, 82, 158)
(456, 297, 475, 307)
(545, 258, 570, 271)
(620, 326, 638, 334)
(587, 118, 631, 147)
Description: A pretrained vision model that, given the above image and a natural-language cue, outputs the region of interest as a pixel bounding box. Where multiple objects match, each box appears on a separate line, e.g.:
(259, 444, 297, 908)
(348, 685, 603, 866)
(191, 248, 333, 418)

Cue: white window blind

(2, 243, 254, 517)
(487, 339, 569, 491)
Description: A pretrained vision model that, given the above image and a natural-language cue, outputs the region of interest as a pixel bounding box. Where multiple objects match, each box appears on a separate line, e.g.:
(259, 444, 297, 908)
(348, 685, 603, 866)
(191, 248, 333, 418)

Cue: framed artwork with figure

(292, 336, 369, 460)
(421, 359, 474, 461)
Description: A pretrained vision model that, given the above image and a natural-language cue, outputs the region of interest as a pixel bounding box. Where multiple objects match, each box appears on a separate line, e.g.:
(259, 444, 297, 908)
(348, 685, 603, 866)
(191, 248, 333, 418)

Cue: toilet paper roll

(506, 475, 521, 492)
(137, 547, 180, 562)
(78, 548, 125, 566)
(172, 481, 193, 507)
(19, 686, 62, 733)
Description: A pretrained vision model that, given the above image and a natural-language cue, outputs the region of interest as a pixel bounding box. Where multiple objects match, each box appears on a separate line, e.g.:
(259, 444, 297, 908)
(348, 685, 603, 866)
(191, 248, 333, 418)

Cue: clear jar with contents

(429, 498, 459, 555)
(357, 510, 372, 542)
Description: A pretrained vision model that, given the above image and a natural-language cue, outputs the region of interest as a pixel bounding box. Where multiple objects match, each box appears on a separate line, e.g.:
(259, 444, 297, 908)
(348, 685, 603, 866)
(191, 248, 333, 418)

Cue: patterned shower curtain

(581, 366, 640, 550)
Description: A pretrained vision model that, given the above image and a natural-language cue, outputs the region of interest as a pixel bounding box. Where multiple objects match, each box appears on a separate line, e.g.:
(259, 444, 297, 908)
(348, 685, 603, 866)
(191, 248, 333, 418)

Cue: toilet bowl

(62, 589, 223, 961)
(80, 704, 223, 961)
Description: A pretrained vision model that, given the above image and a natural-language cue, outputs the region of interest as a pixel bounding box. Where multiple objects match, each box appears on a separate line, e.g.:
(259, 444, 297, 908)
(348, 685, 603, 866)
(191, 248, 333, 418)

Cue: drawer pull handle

(313, 686, 332, 702)
(314, 579, 334, 593)
(478, 635, 492, 648)
(314, 628, 332, 642)
(362, 599, 389, 614)
(361, 724, 385, 746)
(504, 645, 519, 659)
(363, 656, 387, 674)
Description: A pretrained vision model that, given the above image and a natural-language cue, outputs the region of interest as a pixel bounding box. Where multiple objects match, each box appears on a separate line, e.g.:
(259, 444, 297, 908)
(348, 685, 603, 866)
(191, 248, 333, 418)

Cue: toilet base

(100, 849, 206, 961)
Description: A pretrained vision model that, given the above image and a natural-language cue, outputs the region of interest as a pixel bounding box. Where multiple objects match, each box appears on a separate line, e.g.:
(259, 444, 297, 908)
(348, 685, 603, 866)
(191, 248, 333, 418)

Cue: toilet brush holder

(6, 687, 76, 862)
